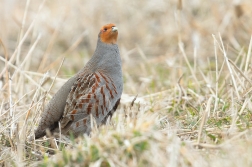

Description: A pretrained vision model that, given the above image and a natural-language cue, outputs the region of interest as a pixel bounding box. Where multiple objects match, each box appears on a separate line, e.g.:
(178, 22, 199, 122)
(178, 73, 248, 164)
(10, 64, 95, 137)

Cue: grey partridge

(34, 23, 123, 139)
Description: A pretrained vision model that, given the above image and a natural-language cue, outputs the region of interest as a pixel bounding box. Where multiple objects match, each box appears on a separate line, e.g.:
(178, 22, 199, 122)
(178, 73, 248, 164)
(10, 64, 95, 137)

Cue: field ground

(1, 0, 252, 166)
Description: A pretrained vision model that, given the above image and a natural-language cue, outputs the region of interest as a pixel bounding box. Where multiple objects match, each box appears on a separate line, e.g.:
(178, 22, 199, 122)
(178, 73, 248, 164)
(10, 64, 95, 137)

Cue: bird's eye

(104, 28, 107, 31)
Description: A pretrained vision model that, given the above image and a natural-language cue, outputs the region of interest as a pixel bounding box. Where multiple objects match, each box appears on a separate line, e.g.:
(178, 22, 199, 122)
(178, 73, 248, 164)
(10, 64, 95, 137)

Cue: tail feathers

(34, 121, 59, 139)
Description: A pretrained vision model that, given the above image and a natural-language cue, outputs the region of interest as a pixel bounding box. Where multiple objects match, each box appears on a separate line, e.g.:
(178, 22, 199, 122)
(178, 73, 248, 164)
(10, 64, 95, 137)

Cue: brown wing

(59, 71, 119, 136)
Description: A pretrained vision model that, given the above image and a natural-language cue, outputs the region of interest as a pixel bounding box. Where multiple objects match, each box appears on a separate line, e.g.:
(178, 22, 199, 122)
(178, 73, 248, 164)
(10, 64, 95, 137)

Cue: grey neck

(85, 38, 122, 77)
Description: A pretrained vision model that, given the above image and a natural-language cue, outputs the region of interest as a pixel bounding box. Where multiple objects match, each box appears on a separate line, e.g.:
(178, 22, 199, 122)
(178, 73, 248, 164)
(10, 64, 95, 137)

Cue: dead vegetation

(1, 0, 252, 166)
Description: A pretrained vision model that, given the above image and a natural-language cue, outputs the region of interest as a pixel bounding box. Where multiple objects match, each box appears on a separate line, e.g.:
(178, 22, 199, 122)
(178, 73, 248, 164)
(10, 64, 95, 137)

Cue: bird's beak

(112, 26, 118, 32)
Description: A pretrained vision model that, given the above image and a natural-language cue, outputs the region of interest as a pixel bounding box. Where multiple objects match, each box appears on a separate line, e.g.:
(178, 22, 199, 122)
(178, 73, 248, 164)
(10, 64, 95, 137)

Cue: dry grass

(1, 0, 252, 166)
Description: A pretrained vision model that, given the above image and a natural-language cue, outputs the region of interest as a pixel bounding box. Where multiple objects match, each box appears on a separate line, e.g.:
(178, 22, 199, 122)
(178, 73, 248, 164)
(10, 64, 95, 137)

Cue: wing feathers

(60, 71, 119, 136)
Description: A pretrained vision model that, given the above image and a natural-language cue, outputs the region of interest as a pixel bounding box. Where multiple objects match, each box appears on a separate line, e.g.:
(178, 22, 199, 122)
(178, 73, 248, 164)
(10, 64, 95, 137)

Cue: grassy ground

(1, 0, 252, 166)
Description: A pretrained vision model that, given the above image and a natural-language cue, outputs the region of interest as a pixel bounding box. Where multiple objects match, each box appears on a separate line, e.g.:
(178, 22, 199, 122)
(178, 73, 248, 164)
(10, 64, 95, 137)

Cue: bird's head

(99, 23, 118, 44)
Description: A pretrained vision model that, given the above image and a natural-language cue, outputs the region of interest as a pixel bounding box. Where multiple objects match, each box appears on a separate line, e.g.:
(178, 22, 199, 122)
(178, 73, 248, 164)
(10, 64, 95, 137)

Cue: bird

(33, 23, 123, 139)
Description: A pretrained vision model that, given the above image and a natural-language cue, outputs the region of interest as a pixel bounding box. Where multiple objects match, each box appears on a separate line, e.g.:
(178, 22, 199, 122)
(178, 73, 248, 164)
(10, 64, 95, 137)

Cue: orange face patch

(100, 23, 118, 44)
